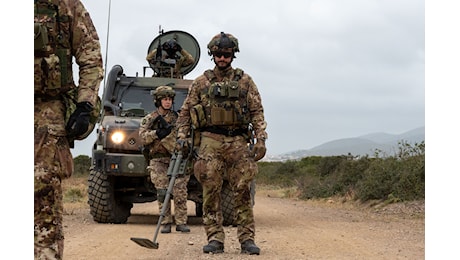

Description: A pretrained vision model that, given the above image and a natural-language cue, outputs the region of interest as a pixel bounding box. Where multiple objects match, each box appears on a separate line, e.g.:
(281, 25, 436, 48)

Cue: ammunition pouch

(208, 81, 240, 98)
(34, 54, 61, 95)
(34, 22, 49, 53)
(210, 106, 237, 126)
(190, 104, 206, 128)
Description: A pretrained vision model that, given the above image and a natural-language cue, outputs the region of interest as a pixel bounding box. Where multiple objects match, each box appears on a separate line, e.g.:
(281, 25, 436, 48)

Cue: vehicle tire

(221, 180, 256, 226)
(87, 169, 132, 224)
(221, 181, 237, 226)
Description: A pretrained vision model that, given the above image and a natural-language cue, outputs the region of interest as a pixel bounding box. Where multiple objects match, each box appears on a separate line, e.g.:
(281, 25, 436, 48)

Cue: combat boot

(175, 224, 190, 233)
(240, 239, 260, 255)
(203, 240, 224, 254)
(161, 224, 171, 233)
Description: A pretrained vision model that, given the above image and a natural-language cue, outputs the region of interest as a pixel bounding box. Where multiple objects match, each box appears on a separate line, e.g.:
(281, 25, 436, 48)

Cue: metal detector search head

(130, 237, 159, 249)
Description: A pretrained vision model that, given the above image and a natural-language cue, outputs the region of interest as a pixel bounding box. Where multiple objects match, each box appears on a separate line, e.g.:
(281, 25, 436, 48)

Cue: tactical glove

(66, 102, 92, 138)
(251, 139, 266, 161)
(156, 126, 172, 140)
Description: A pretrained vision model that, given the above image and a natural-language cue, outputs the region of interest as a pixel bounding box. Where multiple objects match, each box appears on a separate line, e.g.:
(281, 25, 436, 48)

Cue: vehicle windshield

(118, 87, 188, 115)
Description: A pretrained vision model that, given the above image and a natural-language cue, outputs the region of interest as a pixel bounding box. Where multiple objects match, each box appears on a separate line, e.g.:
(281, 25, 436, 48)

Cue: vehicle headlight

(111, 131, 125, 144)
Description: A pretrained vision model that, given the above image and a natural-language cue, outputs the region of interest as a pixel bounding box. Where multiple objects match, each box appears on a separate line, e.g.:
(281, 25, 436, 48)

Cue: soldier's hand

(175, 138, 189, 155)
(174, 43, 182, 52)
(66, 102, 93, 138)
(251, 139, 266, 161)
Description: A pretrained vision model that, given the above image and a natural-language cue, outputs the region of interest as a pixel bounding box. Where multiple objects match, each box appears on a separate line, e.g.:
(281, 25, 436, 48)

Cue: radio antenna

(103, 0, 112, 88)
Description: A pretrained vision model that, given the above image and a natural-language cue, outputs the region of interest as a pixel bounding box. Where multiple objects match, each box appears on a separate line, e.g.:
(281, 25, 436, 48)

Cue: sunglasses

(213, 51, 233, 58)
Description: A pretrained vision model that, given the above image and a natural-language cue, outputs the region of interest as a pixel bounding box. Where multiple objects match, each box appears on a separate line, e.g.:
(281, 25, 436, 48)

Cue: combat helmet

(207, 32, 239, 57)
(153, 85, 175, 107)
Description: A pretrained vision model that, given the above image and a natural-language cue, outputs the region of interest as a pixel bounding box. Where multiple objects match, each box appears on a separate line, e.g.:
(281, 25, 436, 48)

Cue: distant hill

(264, 126, 425, 162)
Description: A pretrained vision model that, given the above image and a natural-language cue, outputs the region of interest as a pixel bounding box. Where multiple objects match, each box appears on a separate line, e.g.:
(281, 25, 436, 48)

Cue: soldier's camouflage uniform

(34, 0, 103, 259)
(146, 48, 195, 79)
(139, 110, 190, 225)
(176, 65, 268, 244)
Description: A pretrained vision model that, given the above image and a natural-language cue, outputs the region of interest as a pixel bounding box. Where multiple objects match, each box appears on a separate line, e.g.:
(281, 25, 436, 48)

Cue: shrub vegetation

(70, 141, 425, 204)
(256, 141, 425, 203)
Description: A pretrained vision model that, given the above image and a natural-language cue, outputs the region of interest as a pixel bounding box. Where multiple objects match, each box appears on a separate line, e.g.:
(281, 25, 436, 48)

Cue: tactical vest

(34, 0, 73, 96)
(199, 68, 251, 130)
(34, 0, 101, 142)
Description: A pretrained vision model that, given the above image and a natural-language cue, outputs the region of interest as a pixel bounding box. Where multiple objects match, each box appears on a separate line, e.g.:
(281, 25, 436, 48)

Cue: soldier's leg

(34, 170, 64, 260)
(34, 131, 72, 260)
(173, 174, 191, 232)
(148, 159, 173, 225)
(194, 136, 225, 243)
(172, 174, 190, 225)
(226, 138, 258, 243)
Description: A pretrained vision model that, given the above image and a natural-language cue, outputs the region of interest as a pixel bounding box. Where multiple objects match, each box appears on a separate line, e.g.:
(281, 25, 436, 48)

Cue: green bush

(73, 155, 91, 176)
(355, 141, 425, 201)
(256, 141, 425, 203)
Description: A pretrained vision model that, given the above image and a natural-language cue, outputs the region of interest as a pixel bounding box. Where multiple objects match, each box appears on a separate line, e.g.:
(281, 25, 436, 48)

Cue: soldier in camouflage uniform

(139, 86, 191, 233)
(176, 32, 268, 255)
(146, 38, 195, 79)
(34, 0, 103, 259)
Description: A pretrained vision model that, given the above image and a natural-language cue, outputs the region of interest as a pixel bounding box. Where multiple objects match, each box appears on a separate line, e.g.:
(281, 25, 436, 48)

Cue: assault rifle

(157, 114, 172, 132)
(141, 115, 172, 161)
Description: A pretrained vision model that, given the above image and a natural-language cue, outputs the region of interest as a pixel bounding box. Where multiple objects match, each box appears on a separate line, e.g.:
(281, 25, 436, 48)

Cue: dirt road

(63, 188, 424, 260)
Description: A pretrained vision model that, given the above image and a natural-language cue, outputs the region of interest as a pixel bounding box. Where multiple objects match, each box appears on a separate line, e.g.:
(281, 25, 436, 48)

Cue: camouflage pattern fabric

(194, 133, 258, 243)
(176, 65, 268, 244)
(140, 109, 189, 225)
(34, 0, 103, 259)
(146, 48, 195, 78)
(139, 110, 178, 156)
(34, 0, 103, 104)
(148, 158, 190, 225)
(176, 66, 268, 141)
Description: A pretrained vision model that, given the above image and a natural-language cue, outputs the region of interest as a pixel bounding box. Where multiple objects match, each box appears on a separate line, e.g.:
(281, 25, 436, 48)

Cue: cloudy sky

(11, 1, 458, 258)
(48, 0, 425, 155)
(69, 0, 425, 157)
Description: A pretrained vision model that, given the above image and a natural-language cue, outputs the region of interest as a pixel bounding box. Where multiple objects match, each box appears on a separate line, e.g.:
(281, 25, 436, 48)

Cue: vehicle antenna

(103, 0, 112, 88)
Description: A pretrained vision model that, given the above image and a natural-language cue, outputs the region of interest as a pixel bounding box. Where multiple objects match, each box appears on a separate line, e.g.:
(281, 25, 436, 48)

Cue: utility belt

(202, 126, 248, 137)
(34, 94, 62, 103)
(151, 153, 170, 159)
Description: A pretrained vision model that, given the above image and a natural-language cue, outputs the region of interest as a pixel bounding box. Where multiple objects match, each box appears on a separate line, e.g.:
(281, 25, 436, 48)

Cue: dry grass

(62, 176, 88, 214)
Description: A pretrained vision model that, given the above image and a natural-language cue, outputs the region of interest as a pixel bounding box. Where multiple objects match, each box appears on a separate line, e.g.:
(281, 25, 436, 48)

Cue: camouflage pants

(34, 126, 73, 260)
(147, 157, 190, 225)
(194, 133, 258, 244)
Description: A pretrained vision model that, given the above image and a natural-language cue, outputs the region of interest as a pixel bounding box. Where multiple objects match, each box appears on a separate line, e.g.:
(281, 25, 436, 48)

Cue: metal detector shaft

(152, 152, 183, 244)
(130, 151, 184, 249)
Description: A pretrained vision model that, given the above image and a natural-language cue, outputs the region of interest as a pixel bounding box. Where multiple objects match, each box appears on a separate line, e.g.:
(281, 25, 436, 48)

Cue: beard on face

(214, 58, 232, 70)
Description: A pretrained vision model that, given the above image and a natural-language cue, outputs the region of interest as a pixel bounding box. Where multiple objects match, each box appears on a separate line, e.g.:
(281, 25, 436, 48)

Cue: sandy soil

(62, 187, 424, 260)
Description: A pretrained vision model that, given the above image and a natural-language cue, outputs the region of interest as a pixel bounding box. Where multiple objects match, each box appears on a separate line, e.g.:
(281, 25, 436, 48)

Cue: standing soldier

(146, 38, 195, 79)
(139, 86, 191, 233)
(175, 32, 268, 255)
(34, 0, 103, 259)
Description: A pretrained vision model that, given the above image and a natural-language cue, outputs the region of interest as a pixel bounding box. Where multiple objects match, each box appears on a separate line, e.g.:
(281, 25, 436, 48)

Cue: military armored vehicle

(87, 30, 242, 225)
